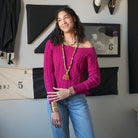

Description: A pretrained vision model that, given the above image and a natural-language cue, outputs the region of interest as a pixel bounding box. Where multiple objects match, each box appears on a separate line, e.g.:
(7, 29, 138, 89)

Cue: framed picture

(83, 23, 120, 57)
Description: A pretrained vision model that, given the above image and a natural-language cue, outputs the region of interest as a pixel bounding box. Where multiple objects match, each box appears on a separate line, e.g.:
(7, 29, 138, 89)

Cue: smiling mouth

(62, 24, 69, 28)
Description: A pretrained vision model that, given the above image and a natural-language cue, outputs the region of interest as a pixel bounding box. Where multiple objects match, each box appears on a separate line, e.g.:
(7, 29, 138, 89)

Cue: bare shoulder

(84, 41, 94, 48)
(79, 40, 94, 48)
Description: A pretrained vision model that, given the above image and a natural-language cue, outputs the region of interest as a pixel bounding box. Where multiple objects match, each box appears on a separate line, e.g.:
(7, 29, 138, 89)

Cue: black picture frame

(83, 23, 120, 57)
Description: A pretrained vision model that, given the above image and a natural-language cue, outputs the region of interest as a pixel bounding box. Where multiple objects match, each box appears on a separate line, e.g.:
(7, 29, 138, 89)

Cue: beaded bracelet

(68, 86, 76, 96)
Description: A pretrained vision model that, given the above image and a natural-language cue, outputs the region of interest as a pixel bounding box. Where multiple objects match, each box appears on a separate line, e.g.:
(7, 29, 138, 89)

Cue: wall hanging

(108, 0, 116, 15)
(87, 67, 119, 96)
(84, 23, 120, 57)
(0, 67, 46, 100)
(35, 67, 119, 98)
(0, 0, 21, 64)
(0, 67, 34, 100)
(34, 31, 53, 53)
(26, 5, 67, 44)
(0, 67, 119, 100)
(93, 0, 102, 13)
(93, 0, 117, 15)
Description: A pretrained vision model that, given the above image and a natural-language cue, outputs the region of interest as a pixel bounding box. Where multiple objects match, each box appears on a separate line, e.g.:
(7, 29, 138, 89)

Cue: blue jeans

(47, 94, 95, 138)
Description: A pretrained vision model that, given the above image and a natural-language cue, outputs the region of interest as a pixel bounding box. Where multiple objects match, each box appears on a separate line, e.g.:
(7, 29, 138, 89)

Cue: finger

(55, 123, 58, 128)
(55, 120, 61, 129)
(57, 121, 61, 129)
(47, 95, 57, 97)
(55, 124, 58, 128)
(47, 92, 57, 94)
(53, 87, 62, 91)
(56, 92, 60, 96)
(54, 98, 62, 102)
(57, 124, 61, 129)
(55, 124, 61, 129)
(54, 120, 57, 127)
(50, 97, 59, 100)
(55, 120, 58, 128)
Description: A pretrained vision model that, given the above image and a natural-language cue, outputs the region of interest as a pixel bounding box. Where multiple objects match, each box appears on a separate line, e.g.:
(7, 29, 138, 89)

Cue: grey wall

(0, 0, 138, 138)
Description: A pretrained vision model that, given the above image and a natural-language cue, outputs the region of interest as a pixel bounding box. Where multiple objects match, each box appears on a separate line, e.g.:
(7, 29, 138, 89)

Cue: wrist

(68, 86, 76, 96)
(50, 101, 59, 112)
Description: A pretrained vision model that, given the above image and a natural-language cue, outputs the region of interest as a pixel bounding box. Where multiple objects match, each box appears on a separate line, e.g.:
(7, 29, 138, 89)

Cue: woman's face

(57, 11, 75, 33)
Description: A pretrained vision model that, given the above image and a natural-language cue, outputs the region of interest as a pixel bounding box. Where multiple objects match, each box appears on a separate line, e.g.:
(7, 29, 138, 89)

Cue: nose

(62, 18, 66, 24)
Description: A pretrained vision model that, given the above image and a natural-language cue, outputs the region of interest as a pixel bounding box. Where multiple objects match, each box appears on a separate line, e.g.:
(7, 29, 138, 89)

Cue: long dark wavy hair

(50, 6, 85, 46)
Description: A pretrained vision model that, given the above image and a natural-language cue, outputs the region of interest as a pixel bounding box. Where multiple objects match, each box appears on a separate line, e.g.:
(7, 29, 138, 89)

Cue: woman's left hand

(47, 87, 70, 101)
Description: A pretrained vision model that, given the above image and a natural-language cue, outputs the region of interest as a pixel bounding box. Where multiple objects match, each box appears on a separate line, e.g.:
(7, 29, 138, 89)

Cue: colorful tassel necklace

(62, 37, 78, 80)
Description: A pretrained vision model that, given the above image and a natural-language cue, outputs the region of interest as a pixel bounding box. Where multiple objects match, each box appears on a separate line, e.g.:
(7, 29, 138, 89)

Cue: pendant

(63, 71, 70, 80)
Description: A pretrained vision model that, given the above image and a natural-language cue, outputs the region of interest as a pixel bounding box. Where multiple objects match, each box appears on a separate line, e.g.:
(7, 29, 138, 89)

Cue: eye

(65, 16, 69, 19)
(58, 19, 61, 22)
(64, 15, 70, 19)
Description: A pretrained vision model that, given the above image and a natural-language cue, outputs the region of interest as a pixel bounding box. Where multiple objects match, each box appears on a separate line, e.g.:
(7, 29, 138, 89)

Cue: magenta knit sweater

(44, 40, 101, 103)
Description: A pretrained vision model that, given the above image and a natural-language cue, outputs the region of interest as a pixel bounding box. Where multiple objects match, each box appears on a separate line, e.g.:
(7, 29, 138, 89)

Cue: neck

(64, 32, 76, 43)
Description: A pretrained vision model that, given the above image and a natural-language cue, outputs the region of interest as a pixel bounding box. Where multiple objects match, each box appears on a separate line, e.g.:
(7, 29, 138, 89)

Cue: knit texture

(44, 40, 101, 103)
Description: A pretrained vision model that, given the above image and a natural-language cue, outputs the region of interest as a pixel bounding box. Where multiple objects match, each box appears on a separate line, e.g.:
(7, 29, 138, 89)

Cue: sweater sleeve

(43, 40, 56, 103)
(72, 48, 101, 94)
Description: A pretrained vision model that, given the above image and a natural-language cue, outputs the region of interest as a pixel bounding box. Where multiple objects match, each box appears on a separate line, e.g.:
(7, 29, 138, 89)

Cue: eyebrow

(57, 14, 70, 19)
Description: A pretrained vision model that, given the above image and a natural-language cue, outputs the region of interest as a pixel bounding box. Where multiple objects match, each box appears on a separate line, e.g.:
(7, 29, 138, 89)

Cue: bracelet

(50, 101, 59, 112)
(51, 106, 59, 112)
(51, 101, 57, 107)
(68, 86, 76, 96)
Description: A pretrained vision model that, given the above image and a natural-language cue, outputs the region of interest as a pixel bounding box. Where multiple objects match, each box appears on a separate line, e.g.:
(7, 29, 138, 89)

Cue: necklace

(62, 38, 78, 80)
(63, 39, 77, 46)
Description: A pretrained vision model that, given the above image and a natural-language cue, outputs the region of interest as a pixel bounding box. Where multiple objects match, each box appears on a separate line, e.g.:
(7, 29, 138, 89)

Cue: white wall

(0, 0, 138, 138)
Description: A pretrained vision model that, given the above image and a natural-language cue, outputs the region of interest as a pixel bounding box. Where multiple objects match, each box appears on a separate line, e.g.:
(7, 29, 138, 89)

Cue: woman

(44, 6, 101, 138)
